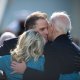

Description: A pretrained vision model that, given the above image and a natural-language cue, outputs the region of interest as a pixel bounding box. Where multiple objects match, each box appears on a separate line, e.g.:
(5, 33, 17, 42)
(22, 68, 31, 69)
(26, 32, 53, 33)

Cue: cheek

(39, 31, 43, 35)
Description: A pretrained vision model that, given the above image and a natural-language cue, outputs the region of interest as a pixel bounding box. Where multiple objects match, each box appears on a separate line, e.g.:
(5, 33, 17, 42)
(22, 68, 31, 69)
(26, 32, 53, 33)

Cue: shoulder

(0, 55, 10, 59)
(0, 55, 11, 66)
(0, 55, 11, 64)
(38, 55, 45, 62)
(27, 55, 45, 71)
(4, 37, 18, 44)
(28, 55, 45, 63)
(72, 42, 80, 52)
(40, 54, 45, 58)
(0, 55, 10, 65)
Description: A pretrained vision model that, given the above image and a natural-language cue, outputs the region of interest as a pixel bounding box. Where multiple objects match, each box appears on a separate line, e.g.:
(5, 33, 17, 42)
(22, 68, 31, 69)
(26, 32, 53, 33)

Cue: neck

(52, 32, 66, 41)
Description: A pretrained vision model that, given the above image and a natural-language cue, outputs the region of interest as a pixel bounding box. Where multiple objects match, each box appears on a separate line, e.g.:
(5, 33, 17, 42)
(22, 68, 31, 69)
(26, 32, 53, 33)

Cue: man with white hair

(44, 11, 80, 80)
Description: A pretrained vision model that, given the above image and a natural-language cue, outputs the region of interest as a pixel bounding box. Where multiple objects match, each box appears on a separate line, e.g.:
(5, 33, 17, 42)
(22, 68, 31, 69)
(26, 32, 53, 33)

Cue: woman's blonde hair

(11, 29, 45, 62)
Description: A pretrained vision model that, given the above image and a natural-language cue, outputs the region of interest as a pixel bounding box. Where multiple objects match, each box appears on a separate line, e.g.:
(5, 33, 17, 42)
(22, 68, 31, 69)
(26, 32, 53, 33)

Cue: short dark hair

(24, 11, 47, 30)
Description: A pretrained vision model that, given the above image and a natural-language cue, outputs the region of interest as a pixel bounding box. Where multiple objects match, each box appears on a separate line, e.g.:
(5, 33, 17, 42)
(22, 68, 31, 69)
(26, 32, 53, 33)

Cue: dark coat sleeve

(23, 67, 44, 80)
(0, 38, 18, 56)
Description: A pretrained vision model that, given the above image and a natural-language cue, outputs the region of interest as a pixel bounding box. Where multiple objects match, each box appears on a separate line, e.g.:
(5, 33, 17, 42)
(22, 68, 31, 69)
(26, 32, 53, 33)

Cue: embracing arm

(23, 67, 43, 80)
(11, 61, 44, 80)
(11, 55, 45, 80)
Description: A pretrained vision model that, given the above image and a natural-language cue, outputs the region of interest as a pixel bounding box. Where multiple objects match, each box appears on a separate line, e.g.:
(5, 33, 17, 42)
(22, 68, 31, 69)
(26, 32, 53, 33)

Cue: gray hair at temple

(11, 29, 45, 62)
(50, 11, 72, 33)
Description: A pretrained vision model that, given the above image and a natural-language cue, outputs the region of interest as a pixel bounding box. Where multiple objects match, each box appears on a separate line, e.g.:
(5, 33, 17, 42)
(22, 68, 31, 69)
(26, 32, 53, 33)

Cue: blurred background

(0, 0, 80, 45)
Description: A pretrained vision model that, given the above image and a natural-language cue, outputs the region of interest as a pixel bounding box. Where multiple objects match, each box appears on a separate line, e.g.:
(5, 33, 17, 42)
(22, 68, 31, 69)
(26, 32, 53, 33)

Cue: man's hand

(11, 61, 26, 74)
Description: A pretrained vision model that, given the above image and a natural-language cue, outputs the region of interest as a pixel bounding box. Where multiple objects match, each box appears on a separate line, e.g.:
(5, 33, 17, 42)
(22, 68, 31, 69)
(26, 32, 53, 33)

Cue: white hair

(11, 29, 45, 62)
(50, 11, 72, 33)
(0, 32, 16, 46)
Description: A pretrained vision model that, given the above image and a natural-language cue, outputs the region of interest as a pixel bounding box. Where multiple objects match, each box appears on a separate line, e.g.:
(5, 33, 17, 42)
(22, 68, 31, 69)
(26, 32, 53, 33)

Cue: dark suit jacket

(23, 33, 80, 80)
(0, 38, 18, 56)
(44, 34, 80, 80)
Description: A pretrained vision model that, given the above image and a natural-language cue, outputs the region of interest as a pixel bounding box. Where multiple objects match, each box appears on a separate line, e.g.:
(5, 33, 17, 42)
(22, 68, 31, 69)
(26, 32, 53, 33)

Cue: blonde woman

(0, 29, 45, 80)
